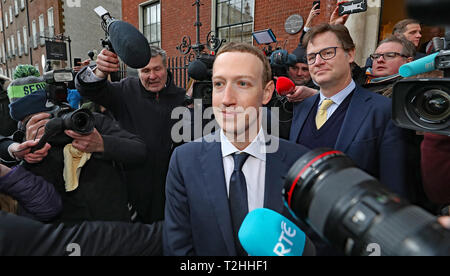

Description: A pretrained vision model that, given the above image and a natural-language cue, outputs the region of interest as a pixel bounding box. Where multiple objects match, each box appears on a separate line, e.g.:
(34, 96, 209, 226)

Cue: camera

(186, 54, 215, 106)
(30, 70, 95, 152)
(283, 148, 450, 256)
(392, 0, 450, 135)
(270, 49, 297, 79)
(393, 79, 449, 135)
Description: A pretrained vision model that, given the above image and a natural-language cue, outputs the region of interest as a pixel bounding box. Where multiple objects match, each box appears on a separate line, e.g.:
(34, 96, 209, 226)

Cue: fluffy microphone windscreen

(276, 77, 295, 96)
(109, 21, 151, 69)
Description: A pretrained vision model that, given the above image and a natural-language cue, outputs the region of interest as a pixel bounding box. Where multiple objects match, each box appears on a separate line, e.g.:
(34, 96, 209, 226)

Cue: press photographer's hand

(9, 140, 51, 164)
(26, 113, 51, 141)
(65, 129, 105, 153)
(94, 49, 120, 79)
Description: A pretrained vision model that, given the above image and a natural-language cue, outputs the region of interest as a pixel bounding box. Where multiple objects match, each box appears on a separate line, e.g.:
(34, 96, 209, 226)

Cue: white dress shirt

(220, 128, 266, 213)
(317, 79, 356, 120)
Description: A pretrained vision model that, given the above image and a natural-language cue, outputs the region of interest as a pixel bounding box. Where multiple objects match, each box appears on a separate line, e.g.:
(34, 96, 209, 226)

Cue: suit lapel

(290, 95, 319, 142)
(335, 86, 372, 152)
(264, 139, 287, 213)
(200, 135, 235, 255)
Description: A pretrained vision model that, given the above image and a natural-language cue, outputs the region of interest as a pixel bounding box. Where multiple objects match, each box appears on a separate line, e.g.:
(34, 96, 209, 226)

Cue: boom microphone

(94, 6, 151, 69)
(276, 77, 295, 96)
(399, 52, 438, 78)
(238, 208, 313, 256)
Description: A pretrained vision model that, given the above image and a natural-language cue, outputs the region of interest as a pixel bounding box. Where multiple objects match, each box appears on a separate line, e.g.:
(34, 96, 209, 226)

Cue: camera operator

(421, 133, 450, 207)
(364, 36, 415, 97)
(8, 74, 147, 225)
(75, 46, 186, 224)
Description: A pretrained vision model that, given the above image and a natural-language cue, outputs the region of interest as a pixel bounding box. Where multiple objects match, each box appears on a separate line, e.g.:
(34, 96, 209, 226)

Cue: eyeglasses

(370, 52, 409, 61)
(306, 47, 341, 65)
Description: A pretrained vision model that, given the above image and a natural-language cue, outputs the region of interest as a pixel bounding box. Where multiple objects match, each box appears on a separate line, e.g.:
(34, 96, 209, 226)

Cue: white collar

(220, 128, 266, 161)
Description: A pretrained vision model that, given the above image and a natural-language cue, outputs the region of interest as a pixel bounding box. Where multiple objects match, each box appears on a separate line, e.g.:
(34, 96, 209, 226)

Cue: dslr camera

(392, 0, 450, 135)
(284, 148, 450, 256)
(30, 69, 95, 152)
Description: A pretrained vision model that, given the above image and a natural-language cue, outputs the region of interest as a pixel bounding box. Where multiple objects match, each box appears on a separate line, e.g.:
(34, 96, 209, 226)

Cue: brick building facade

(0, 0, 63, 78)
(122, 0, 337, 59)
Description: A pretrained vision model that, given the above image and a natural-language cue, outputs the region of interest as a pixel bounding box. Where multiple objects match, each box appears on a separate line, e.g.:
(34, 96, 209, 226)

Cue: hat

(7, 75, 53, 122)
(292, 46, 307, 64)
(13, 64, 40, 80)
(9, 89, 54, 121)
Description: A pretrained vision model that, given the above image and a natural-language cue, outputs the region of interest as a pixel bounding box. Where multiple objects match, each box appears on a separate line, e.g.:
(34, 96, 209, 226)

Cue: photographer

(8, 76, 147, 225)
(76, 46, 186, 224)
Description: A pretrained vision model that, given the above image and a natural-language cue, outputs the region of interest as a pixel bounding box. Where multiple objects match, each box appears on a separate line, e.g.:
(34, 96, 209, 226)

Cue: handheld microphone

(94, 6, 151, 69)
(276, 77, 295, 96)
(399, 52, 438, 78)
(238, 208, 307, 256)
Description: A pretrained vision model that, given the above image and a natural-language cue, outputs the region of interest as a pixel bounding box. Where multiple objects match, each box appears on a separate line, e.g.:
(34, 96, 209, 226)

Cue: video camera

(392, 0, 450, 135)
(30, 70, 95, 152)
(284, 148, 450, 256)
(186, 54, 215, 107)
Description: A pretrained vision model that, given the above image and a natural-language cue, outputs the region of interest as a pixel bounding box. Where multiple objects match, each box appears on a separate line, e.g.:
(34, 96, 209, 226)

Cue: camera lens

(413, 89, 450, 123)
(283, 148, 450, 256)
(62, 109, 95, 134)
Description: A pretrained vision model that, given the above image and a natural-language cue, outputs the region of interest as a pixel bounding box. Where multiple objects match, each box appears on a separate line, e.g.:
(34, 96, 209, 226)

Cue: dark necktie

(229, 152, 250, 256)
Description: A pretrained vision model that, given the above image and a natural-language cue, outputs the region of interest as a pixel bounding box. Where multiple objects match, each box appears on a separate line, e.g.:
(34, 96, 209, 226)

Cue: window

(14, 0, 18, 16)
(17, 30, 22, 56)
(142, 2, 161, 47)
(39, 14, 45, 46)
(11, 35, 15, 56)
(20, 0, 25, 10)
(216, 0, 254, 44)
(9, 6, 12, 23)
(0, 17, 3, 32)
(32, 20, 37, 48)
(47, 7, 54, 37)
(4, 12, 7, 28)
(23, 26, 28, 54)
(7, 37, 10, 57)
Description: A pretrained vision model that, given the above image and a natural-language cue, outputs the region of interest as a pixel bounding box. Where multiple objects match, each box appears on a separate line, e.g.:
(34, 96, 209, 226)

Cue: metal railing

(168, 55, 193, 89)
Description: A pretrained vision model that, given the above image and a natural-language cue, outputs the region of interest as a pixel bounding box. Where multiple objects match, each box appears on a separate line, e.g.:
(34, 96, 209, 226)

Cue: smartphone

(74, 58, 82, 66)
(338, 0, 367, 16)
(313, 1, 320, 10)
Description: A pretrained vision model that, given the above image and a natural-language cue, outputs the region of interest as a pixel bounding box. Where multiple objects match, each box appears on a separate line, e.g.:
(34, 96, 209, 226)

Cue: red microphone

(276, 77, 295, 96)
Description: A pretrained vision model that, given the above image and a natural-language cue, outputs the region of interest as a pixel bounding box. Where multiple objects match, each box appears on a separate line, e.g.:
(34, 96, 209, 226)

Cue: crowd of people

(0, 3, 449, 256)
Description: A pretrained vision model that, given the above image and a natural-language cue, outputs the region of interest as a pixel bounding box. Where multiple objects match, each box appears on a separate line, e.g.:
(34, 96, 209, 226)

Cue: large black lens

(283, 148, 450, 256)
(414, 89, 450, 123)
(62, 109, 95, 134)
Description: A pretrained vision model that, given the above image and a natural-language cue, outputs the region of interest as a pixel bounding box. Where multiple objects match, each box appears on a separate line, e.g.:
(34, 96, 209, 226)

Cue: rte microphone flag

(238, 208, 307, 256)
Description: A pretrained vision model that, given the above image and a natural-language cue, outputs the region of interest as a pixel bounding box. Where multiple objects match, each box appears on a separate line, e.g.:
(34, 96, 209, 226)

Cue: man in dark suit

(289, 23, 408, 198)
(163, 42, 313, 256)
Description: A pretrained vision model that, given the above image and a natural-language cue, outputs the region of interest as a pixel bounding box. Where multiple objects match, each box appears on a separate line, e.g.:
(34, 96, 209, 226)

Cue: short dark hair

(215, 42, 272, 86)
(302, 23, 356, 52)
(378, 36, 416, 58)
(392, 19, 421, 36)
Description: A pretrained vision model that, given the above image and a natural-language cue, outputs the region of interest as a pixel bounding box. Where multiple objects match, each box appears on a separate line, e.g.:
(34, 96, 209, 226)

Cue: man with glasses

(289, 24, 408, 200)
(364, 36, 415, 97)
